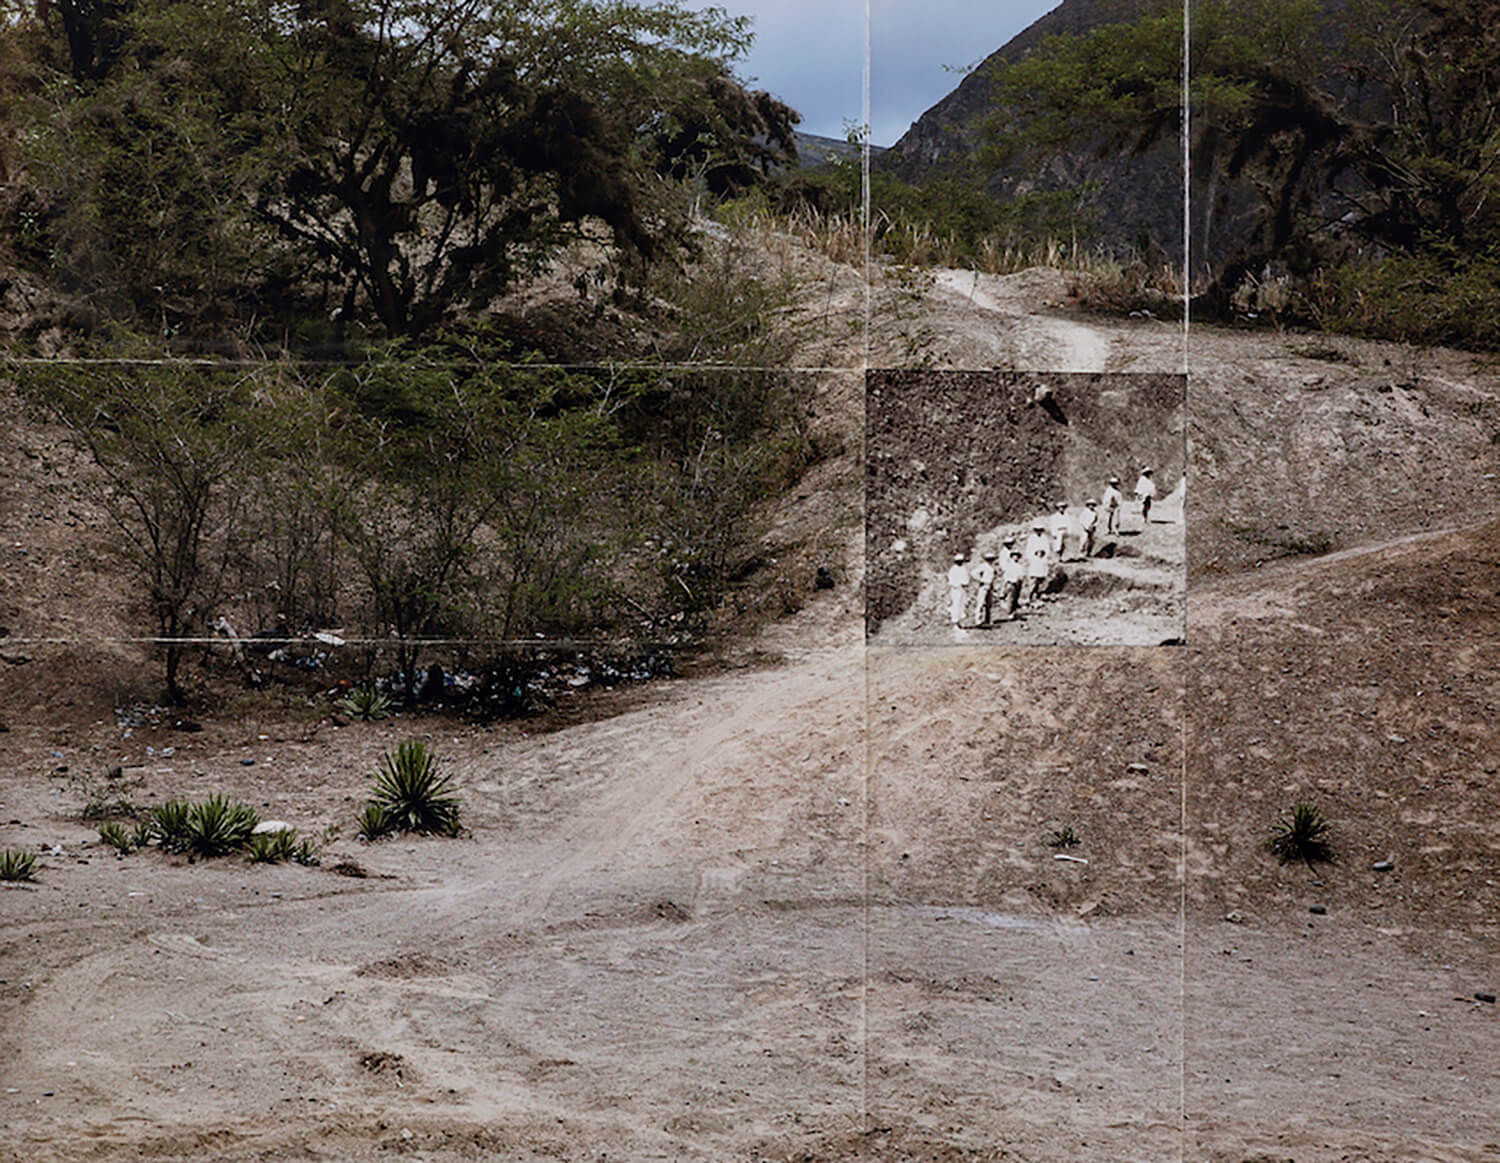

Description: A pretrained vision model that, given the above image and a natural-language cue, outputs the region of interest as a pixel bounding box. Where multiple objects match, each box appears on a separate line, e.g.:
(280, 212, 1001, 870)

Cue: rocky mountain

(879, 0, 1188, 263)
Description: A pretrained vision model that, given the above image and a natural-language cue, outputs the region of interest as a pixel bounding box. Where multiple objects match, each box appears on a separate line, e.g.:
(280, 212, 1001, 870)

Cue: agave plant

(183, 795, 260, 859)
(98, 821, 135, 854)
(340, 684, 392, 721)
(365, 741, 461, 837)
(1267, 801, 1334, 865)
(149, 799, 195, 853)
(0, 847, 38, 882)
(356, 802, 392, 842)
(246, 827, 298, 863)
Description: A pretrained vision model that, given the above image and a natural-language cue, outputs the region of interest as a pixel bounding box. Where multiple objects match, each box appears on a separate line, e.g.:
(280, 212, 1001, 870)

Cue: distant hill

(793, 131, 889, 172)
(878, 0, 1371, 269)
(878, 0, 1188, 263)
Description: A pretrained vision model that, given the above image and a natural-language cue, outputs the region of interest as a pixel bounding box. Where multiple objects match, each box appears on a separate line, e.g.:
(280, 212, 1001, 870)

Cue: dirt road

(3, 255, 1499, 1160)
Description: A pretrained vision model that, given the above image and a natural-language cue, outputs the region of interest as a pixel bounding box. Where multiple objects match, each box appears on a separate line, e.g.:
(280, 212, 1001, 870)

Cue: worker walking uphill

(1102, 476, 1124, 536)
(971, 551, 997, 627)
(1024, 521, 1051, 605)
(1050, 502, 1071, 559)
(1079, 498, 1099, 557)
(1135, 466, 1156, 525)
(1000, 542, 1026, 620)
(947, 553, 970, 628)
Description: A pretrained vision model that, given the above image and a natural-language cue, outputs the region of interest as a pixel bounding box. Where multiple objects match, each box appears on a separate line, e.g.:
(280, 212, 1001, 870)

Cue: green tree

(9, 0, 796, 342)
(981, 0, 1500, 325)
(326, 355, 631, 686)
(22, 362, 267, 702)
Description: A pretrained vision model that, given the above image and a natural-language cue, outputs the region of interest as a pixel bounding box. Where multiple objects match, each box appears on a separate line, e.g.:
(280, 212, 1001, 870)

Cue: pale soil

(2, 249, 1499, 1161)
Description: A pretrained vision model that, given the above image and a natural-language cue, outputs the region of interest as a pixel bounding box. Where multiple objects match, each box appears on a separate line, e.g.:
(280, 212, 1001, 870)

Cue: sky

(729, 1, 1060, 147)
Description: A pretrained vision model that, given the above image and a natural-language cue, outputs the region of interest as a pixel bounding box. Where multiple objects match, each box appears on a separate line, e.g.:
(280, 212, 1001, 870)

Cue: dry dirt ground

(2, 248, 1499, 1161)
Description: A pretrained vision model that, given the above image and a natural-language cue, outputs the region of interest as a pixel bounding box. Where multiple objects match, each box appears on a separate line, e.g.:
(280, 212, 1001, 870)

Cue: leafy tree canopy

(6, 0, 799, 341)
(982, 0, 1500, 324)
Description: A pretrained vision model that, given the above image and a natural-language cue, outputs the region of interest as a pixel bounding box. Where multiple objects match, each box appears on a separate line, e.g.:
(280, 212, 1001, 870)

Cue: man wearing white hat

(971, 550, 997, 626)
(1079, 498, 1099, 557)
(1134, 466, 1156, 525)
(1102, 476, 1124, 536)
(947, 553, 970, 627)
(1024, 521, 1051, 604)
(1050, 502, 1071, 559)
(999, 540, 1025, 619)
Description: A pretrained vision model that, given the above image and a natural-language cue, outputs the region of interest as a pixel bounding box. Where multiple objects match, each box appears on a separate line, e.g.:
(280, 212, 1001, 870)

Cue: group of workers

(945, 468, 1158, 629)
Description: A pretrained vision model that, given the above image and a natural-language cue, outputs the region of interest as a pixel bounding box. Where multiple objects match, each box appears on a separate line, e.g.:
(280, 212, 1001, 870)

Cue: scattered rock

(1373, 860, 1394, 872)
(240, 758, 255, 766)
(328, 860, 366, 878)
(252, 820, 293, 835)
(1126, 762, 1150, 774)
(1224, 911, 1244, 924)
(814, 566, 836, 590)
(1309, 904, 1327, 915)
(171, 719, 203, 733)
(1385, 734, 1406, 744)
(1476, 992, 1496, 1005)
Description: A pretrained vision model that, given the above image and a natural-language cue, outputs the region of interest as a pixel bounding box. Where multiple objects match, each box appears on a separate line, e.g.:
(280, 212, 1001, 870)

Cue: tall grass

(714, 198, 1183, 298)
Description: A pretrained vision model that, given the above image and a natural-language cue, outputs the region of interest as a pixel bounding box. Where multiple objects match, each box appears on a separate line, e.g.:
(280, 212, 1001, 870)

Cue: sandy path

(931, 268, 1113, 372)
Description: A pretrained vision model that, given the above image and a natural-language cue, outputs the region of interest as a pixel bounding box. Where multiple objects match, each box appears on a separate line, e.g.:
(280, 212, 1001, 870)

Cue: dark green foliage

(1268, 802, 1335, 864)
(977, 0, 1500, 348)
(1048, 826, 1080, 849)
(182, 795, 260, 859)
(340, 685, 392, 722)
(246, 828, 295, 864)
(357, 802, 393, 842)
(5, 0, 785, 341)
(364, 741, 461, 838)
(149, 799, 194, 853)
(0, 848, 39, 881)
(98, 821, 134, 853)
(246, 827, 318, 865)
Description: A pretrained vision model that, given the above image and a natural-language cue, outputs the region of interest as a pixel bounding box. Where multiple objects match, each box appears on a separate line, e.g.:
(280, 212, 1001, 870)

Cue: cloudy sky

(729, 1, 1059, 146)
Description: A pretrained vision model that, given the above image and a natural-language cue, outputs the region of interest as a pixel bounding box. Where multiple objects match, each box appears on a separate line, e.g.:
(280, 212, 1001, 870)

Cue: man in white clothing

(1079, 498, 1099, 557)
(999, 542, 1025, 619)
(971, 551, 997, 626)
(1102, 476, 1124, 536)
(1135, 466, 1156, 525)
(1050, 502, 1071, 559)
(1024, 522, 1051, 604)
(947, 553, 970, 627)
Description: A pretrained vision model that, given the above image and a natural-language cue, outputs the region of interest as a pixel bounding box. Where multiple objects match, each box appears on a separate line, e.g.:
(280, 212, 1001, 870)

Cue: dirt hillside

(2, 252, 1498, 1161)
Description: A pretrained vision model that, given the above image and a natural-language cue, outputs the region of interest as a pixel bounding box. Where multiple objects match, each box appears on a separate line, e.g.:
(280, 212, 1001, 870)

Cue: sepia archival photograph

(2, 1, 1498, 1160)
(865, 369, 1185, 646)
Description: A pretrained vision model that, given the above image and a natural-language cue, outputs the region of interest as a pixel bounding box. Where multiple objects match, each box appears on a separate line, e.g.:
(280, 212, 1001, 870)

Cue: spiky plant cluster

(1048, 825, 1080, 849)
(149, 800, 195, 853)
(181, 795, 260, 858)
(98, 822, 133, 853)
(246, 828, 322, 865)
(359, 741, 461, 840)
(1267, 802, 1335, 865)
(0, 848, 39, 881)
(340, 684, 392, 721)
